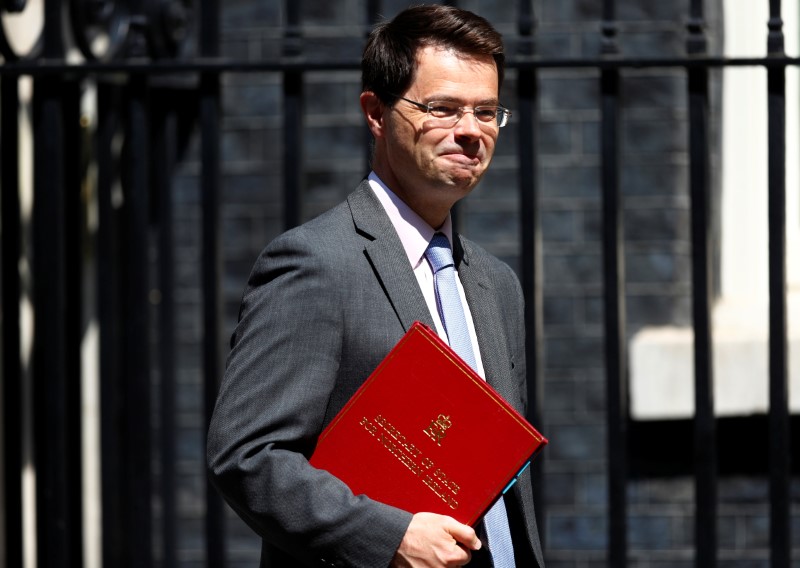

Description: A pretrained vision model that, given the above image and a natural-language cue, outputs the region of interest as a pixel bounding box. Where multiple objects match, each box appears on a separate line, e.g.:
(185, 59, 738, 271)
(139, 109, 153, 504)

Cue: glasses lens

(474, 107, 498, 122)
(428, 102, 459, 119)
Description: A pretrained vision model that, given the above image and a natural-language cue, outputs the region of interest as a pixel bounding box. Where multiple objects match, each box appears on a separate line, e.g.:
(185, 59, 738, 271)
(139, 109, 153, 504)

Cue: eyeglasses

(394, 96, 512, 128)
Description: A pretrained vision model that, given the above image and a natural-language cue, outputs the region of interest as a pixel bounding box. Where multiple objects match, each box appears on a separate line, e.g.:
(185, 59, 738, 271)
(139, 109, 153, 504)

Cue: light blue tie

(425, 233, 516, 568)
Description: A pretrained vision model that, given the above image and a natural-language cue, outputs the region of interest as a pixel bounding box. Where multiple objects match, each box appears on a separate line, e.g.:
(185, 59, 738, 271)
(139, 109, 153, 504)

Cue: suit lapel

(348, 182, 435, 332)
(454, 235, 520, 412)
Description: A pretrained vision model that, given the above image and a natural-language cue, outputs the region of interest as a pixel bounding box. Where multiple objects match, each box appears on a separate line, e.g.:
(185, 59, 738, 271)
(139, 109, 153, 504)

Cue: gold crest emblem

(423, 414, 452, 446)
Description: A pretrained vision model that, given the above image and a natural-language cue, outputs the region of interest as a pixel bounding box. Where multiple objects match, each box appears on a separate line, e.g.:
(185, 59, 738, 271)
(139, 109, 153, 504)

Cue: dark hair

(362, 5, 505, 106)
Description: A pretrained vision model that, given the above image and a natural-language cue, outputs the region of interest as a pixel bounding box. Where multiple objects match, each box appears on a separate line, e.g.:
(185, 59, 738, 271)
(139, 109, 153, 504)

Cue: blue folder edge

(502, 460, 532, 495)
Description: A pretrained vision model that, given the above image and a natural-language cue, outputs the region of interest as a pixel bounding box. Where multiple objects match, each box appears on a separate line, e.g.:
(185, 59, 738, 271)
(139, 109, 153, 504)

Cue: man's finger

(445, 519, 482, 551)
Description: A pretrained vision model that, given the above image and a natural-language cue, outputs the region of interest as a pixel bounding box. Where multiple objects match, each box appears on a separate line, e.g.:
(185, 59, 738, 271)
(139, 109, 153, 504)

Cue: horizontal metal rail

(1, 54, 800, 76)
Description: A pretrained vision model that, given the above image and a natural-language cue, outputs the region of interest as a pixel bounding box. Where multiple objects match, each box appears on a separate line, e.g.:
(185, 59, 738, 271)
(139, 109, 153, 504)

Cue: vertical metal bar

(124, 75, 153, 568)
(600, 1, 627, 566)
(96, 81, 126, 568)
(1, 75, 23, 568)
(41, 0, 62, 58)
(766, 3, 790, 567)
(366, 0, 380, 24)
(62, 78, 85, 568)
(283, 0, 303, 230)
(31, 0, 77, 562)
(152, 90, 178, 568)
(200, 0, 226, 562)
(516, 0, 545, 546)
(32, 75, 73, 568)
(364, 0, 380, 172)
(201, 76, 226, 568)
(686, 3, 716, 566)
(103, 15, 153, 568)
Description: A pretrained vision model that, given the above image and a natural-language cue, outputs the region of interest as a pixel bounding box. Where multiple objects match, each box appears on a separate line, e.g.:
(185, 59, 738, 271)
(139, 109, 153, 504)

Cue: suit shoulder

(259, 182, 378, 262)
(246, 195, 373, 294)
(257, 200, 355, 260)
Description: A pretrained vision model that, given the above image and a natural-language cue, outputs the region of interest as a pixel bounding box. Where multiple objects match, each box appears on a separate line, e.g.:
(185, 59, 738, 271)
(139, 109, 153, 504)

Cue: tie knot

(426, 233, 454, 274)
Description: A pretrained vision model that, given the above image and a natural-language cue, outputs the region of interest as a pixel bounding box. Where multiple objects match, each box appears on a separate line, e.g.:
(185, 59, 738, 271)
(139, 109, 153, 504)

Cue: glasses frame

(393, 95, 512, 128)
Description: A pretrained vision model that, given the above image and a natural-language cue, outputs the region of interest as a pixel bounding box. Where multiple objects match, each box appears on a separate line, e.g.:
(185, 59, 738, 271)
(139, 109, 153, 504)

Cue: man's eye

(475, 108, 497, 120)
(429, 104, 458, 116)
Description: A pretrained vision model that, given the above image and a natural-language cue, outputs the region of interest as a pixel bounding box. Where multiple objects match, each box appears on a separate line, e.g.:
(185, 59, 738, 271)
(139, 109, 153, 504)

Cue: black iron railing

(0, 1, 795, 567)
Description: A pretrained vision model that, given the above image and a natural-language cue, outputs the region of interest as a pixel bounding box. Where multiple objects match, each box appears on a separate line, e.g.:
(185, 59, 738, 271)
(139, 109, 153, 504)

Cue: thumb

(446, 520, 481, 551)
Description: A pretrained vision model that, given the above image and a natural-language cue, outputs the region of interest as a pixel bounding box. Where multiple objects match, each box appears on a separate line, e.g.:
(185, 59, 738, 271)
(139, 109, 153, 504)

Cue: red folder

(309, 321, 547, 526)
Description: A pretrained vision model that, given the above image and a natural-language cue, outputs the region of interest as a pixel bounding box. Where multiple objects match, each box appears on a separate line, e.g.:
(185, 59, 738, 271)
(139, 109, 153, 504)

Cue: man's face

(375, 45, 501, 226)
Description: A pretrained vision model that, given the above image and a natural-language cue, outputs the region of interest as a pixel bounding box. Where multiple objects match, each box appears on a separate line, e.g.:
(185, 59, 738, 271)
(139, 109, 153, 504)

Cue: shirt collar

(367, 171, 454, 268)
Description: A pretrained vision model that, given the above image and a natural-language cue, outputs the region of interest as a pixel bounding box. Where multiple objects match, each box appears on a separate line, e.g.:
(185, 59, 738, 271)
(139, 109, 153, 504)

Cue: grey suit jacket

(207, 181, 544, 568)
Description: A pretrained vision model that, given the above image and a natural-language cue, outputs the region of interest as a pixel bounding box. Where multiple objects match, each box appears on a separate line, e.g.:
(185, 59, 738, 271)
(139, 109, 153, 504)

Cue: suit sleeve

(206, 229, 411, 567)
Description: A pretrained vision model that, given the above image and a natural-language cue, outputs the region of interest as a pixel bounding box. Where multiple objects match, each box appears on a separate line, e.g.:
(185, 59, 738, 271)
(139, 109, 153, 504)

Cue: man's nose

(453, 110, 483, 139)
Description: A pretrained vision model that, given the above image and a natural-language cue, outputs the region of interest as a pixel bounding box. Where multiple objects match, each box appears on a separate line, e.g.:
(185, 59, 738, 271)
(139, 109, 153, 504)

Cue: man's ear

(360, 91, 386, 139)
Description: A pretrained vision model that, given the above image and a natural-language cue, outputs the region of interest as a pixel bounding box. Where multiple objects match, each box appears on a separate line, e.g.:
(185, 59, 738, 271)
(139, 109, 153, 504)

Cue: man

(207, 5, 544, 567)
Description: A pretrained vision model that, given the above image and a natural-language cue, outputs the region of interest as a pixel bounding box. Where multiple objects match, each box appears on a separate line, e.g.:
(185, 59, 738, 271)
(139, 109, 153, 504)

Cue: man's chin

(444, 170, 483, 191)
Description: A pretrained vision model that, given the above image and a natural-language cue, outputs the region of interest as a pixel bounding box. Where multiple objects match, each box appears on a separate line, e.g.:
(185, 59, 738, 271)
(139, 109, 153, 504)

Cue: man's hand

(390, 512, 482, 567)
